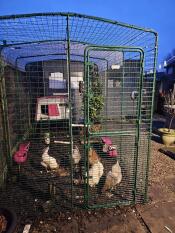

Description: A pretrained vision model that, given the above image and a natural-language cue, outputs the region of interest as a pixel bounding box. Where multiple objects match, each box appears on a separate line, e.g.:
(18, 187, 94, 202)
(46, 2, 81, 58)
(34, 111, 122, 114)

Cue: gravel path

(149, 138, 175, 198)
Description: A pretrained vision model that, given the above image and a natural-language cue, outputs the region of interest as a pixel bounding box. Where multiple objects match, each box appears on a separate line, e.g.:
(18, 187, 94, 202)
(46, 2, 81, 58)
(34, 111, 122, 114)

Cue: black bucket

(0, 208, 17, 233)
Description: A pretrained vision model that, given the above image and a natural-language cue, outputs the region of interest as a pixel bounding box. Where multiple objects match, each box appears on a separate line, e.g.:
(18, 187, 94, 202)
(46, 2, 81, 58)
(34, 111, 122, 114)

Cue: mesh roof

(0, 13, 157, 71)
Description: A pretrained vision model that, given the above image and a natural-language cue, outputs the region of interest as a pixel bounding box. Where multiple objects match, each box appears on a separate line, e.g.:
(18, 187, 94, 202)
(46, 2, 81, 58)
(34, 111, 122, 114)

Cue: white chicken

(88, 161, 104, 187)
(41, 146, 59, 171)
(72, 145, 81, 164)
(103, 161, 122, 191)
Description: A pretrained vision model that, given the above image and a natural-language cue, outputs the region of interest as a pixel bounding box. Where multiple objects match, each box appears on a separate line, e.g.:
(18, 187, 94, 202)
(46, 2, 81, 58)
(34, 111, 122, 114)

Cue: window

(167, 67, 173, 75)
(71, 72, 83, 89)
(113, 80, 121, 88)
(108, 79, 121, 88)
(49, 72, 66, 89)
(41, 105, 48, 115)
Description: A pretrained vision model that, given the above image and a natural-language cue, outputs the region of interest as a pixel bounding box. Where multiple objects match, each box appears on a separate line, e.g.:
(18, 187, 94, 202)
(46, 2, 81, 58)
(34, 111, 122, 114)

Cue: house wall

(104, 60, 142, 120)
(166, 64, 175, 75)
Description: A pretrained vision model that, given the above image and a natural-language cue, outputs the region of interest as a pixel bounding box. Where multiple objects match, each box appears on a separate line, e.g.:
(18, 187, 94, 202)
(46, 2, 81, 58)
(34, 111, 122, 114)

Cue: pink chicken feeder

(101, 137, 118, 157)
(13, 142, 30, 173)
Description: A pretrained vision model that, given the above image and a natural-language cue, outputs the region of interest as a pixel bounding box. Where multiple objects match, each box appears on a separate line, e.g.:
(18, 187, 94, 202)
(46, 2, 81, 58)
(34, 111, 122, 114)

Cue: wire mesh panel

(0, 13, 157, 211)
(0, 103, 7, 187)
(0, 62, 8, 188)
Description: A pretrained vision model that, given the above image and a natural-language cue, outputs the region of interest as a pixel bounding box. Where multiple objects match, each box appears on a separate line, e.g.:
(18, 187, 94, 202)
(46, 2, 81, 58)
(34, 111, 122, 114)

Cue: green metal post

(83, 51, 89, 208)
(66, 15, 73, 208)
(144, 33, 158, 202)
(133, 51, 144, 203)
(120, 52, 124, 158)
(105, 61, 109, 123)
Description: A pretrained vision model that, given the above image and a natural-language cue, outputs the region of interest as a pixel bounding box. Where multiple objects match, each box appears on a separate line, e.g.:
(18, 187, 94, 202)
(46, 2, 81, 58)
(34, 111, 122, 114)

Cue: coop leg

(53, 183, 56, 196)
(49, 182, 53, 196)
(17, 164, 21, 182)
(49, 182, 56, 198)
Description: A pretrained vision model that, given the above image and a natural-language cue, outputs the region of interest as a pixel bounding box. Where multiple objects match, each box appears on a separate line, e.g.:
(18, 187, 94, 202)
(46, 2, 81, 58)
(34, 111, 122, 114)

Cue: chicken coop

(0, 13, 158, 210)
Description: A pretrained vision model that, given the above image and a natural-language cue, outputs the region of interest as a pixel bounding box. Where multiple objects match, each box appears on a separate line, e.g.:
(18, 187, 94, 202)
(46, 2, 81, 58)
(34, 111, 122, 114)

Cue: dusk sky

(0, 0, 175, 67)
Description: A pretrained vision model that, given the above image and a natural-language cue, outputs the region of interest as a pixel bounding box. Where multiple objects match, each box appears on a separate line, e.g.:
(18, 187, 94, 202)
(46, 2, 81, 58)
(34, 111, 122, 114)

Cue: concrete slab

(137, 201, 175, 233)
(137, 180, 175, 233)
(137, 181, 175, 215)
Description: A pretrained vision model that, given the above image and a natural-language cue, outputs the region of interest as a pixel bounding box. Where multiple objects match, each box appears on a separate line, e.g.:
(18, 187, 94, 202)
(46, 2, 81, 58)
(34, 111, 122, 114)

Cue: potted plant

(80, 63, 104, 139)
(88, 64, 104, 132)
(158, 88, 175, 146)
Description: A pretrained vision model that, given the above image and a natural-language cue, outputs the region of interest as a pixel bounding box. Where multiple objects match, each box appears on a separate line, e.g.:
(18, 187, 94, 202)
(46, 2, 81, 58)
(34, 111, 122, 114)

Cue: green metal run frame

(0, 12, 158, 209)
(0, 12, 157, 34)
(66, 15, 74, 208)
(144, 35, 158, 202)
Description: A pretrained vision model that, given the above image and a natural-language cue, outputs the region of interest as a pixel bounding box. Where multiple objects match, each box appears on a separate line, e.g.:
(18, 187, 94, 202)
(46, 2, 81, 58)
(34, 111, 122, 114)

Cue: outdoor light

(111, 64, 120, 70)
(163, 60, 167, 67)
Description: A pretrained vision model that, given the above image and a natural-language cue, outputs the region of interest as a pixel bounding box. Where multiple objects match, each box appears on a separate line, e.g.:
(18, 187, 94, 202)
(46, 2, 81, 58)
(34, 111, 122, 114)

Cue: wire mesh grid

(0, 13, 157, 211)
